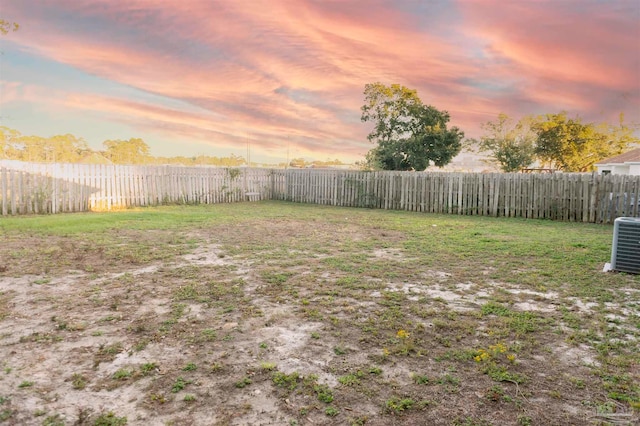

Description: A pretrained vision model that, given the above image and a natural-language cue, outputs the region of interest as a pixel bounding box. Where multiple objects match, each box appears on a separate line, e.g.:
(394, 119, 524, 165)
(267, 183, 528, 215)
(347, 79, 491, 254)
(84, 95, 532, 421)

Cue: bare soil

(0, 212, 638, 426)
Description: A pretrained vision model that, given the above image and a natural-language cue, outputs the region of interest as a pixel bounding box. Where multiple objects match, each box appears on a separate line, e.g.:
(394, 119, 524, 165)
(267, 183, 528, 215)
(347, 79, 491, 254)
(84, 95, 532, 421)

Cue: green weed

(260, 362, 277, 371)
(140, 363, 158, 376)
(235, 377, 252, 388)
(93, 412, 127, 426)
(338, 373, 362, 387)
(325, 406, 339, 417)
(368, 366, 383, 375)
(71, 373, 87, 390)
(314, 385, 334, 403)
(333, 346, 347, 355)
(411, 373, 430, 385)
(200, 329, 217, 341)
(112, 369, 132, 380)
(41, 414, 65, 426)
(171, 377, 191, 393)
(385, 397, 414, 413)
(272, 371, 300, 390)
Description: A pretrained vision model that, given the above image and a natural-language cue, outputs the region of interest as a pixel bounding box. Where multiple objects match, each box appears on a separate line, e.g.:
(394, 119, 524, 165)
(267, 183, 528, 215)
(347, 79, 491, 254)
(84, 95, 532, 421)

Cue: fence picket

(1, 160, 639, 223)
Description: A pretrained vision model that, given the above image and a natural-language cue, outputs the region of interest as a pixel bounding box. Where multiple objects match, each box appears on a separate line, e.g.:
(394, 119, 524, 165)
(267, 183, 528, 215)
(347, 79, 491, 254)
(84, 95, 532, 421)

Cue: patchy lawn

(0, 201, 638, 425)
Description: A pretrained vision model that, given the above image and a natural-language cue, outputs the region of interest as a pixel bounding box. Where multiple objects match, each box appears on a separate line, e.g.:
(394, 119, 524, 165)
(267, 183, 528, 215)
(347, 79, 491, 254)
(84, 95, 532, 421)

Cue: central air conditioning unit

(610, 217, 640, 274)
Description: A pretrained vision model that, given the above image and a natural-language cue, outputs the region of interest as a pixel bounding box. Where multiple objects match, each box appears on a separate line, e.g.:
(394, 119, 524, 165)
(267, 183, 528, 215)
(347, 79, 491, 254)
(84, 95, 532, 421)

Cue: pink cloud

(458, 0, 639, 121)
(61, 92, 369, 159)
(1, 0, 637, 162)
(0, 81, 24, 104)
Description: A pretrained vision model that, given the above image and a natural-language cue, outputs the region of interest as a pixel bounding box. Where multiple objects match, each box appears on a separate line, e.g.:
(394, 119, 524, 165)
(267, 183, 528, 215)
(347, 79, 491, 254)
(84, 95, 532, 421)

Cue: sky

(1, 0, 639, 165)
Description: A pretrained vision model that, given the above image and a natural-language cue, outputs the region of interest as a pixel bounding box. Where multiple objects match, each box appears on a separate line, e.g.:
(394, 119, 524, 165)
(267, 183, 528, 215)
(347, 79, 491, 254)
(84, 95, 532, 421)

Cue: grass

(71, 373, 87, 390)
(234, 376, 252, 388)
(41, 414, 65, 426)
(272, 371, 300, 391)
(93, 412, 127, 426)
(112, 369, 132, 380)
(385, 397, 415, 413)
(325, 406, 339, 417)
(181, 363, 197, 371)
(170, 377, 190, 393)
(0, 201, 638, 424)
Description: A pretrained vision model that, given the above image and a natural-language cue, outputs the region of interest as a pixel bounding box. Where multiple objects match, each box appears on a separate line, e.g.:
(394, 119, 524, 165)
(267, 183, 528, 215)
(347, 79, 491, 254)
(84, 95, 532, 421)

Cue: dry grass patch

(0, 202, 638, 425)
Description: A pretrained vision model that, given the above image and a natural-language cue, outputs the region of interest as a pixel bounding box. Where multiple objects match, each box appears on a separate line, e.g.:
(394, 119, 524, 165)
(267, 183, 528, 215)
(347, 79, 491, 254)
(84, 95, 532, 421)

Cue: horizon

(1, 1, 638, 165)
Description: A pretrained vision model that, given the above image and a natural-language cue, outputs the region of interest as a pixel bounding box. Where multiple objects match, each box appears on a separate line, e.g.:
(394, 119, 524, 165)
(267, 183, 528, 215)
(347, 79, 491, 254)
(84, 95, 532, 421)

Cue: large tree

(103, 138, 151, 164)
(361, 83, 463, 171)
(475, 113, 536, 172)
(532, 112, 637, 172)
(47, 134, 89, 163)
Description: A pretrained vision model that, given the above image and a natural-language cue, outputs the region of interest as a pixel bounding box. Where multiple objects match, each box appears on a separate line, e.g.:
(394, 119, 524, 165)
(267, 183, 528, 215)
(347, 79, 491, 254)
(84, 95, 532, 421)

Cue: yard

(0, 201, 638, 425)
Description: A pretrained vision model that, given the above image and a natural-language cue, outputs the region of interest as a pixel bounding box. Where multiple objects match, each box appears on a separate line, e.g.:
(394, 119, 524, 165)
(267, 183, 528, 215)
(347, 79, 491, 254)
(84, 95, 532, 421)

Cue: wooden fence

(0, 160, 275, 214)
(1, 160, 639, 223)
(271, 169, 640, 223)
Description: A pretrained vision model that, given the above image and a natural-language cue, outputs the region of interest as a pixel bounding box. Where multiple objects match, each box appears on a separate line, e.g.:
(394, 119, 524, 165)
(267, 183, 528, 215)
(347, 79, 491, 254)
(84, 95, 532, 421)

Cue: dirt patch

(0, 209, 638, 425)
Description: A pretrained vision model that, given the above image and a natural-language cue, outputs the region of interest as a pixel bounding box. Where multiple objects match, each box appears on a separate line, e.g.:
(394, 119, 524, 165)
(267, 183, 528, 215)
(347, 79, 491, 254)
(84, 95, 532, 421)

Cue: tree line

(471, 112, 637, 172)
(0, 127, 249, 167)
(360, 83, 639, 172)
(0, 127, 348, 168)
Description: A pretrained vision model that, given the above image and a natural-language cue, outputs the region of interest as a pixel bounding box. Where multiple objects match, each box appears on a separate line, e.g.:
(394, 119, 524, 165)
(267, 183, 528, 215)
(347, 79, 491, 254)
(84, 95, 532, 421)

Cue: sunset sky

(1, 0, 639, 164)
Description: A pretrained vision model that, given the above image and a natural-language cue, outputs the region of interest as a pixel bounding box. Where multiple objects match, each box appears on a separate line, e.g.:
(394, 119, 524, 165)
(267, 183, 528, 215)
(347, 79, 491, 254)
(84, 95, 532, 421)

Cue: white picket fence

(1, 160, 639, 224)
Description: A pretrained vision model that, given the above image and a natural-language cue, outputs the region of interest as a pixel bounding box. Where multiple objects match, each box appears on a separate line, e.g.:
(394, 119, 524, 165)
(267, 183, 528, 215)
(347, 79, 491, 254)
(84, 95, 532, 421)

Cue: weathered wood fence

(0, 160, 275, 214)
(272, 169, 640, 223)
(1, 160, 639, 223)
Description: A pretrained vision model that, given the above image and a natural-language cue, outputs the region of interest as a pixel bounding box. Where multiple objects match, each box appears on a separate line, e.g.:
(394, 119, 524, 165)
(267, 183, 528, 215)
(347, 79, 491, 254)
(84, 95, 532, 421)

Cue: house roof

(596, 148, 640, 165)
